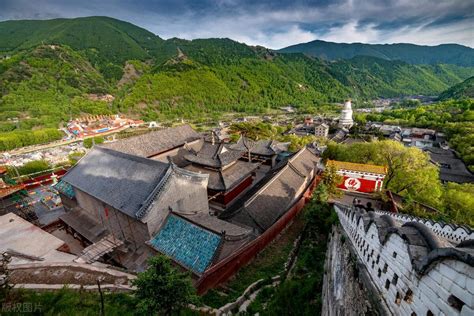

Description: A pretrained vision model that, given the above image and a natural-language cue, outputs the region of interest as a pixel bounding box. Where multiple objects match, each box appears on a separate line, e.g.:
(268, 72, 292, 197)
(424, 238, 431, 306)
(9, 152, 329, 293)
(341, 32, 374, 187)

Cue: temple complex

(52, 125, 322, 282)
(182, 141, 258, 209)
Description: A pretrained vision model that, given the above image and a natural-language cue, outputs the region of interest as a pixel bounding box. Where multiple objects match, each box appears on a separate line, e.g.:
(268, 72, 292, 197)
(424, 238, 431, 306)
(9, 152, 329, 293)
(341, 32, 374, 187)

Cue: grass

(1, 288, 137, 316)
(201, 212, 306, 308)
(240, 198, 338, 315)
(1, 288, 200, 316)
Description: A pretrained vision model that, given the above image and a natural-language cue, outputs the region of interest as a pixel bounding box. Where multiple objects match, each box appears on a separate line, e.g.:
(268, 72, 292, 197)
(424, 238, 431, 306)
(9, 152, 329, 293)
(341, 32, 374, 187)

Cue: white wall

(335, 205, 474, 316)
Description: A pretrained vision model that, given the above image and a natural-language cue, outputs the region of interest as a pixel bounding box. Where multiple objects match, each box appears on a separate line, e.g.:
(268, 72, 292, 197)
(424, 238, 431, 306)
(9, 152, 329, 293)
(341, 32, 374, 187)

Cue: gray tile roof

(101, 125, 201, 158)
(184, 141, 243, 168)
(59, 208, 107, 243)
(62, 147, 170, 218)
(426, 148, 474, 184)
(176, 212, 253, 237)
(228, 136, 289, 156)
(235, 148, 320, 231)
(184, 160, 258, 191)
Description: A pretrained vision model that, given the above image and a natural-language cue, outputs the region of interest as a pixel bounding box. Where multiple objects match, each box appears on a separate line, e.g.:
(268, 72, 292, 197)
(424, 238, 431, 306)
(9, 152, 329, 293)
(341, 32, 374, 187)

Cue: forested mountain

(0, 16, 164, 80)
(279, 40, 474, 67)
(1, 16, 473, 150)
(438, 76, 474, 100)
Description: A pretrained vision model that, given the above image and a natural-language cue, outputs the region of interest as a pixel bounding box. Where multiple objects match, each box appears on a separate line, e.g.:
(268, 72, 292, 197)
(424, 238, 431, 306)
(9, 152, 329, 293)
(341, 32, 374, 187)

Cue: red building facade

(327, 160, 387, 193)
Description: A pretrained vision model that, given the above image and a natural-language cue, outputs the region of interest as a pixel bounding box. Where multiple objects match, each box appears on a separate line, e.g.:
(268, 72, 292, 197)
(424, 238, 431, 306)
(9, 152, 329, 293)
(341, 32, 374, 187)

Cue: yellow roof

(327, 160, 387, 175)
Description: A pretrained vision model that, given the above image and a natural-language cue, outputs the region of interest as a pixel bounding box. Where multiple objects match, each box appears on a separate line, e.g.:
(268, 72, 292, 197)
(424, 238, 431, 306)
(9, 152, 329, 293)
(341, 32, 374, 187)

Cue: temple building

(183, 140, 259, 209)
(327, 160, 387, 193)
(338, 100, 354, 129)
(55, 146, 211, 270)
(221, 147, 321, 233)
(101, 124, 202, 160)
(53, 125, 323, 284)
(228, 136, 290, 167)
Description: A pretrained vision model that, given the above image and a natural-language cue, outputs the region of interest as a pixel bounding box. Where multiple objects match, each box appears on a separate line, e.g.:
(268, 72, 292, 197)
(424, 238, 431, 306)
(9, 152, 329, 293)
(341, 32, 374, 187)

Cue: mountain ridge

(278, 40, 474, 67)
(0, 16, 473, 151)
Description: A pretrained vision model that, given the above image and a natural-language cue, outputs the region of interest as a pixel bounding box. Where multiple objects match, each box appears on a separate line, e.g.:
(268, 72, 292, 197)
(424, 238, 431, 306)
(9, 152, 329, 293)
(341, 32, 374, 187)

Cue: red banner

(338, 175, 379, 193)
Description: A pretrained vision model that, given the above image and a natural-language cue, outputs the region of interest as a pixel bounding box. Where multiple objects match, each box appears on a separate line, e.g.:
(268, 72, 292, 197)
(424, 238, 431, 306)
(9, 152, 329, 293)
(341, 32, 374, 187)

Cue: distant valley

(0, 16, 473, 150)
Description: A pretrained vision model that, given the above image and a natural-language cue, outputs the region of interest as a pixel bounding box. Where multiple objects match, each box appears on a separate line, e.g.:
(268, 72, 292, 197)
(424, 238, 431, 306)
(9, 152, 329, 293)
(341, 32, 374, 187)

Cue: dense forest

(279, 40, 474, 67)
(438, 76, 474, 100)
(0, 16, 474, 151)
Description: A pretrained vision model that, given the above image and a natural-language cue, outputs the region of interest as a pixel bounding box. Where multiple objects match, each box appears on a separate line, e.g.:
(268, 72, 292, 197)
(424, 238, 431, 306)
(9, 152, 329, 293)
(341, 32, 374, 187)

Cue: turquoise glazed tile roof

(54, 180, 75, 199)
(149, 215, 221, 274)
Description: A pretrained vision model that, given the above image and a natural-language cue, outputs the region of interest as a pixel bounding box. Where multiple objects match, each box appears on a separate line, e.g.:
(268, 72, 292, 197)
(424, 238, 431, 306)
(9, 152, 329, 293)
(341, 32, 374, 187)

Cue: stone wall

(334, 204, 473, 316)
(375, 210, 473, 245)
(142, 165, 210, 237)
(75, 188, 149, 247)
(322, 225, 384, 316)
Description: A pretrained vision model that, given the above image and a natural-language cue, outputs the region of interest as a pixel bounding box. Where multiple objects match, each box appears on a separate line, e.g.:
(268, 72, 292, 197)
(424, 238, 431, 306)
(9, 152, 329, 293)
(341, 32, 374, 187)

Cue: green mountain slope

(0, 45, 110, 130)
(438, 76, 474, 100)
(0, 17, 473, 150)
(0, 16, 163, 79)
(278, 40, 474, 67)
(327, 56, 474, 98)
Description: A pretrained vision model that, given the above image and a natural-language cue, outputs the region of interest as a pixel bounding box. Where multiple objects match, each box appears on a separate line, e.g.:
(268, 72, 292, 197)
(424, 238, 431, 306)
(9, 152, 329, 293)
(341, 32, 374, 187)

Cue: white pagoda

(338, 100, 354, 129)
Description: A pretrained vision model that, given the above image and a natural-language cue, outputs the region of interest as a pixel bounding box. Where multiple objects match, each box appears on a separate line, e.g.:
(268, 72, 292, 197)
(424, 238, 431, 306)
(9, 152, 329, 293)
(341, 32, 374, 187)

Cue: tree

(324, 140, 443, 208)
(318, 165, 343, 201)
(442, 183, 474, 227)
(132, 255, 197, 315)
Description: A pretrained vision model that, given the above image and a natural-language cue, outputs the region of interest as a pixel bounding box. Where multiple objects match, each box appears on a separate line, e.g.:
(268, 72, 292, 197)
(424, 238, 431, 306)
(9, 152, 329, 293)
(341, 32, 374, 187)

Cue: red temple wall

(209, 175, 253, 206)
(223, 175, 253, 204)
(196, 175, 320, 294)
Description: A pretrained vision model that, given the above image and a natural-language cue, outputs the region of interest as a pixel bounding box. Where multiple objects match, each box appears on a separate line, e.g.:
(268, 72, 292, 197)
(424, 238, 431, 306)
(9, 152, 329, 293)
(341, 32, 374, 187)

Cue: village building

(425, 147, 474, 184)
(0, 213, 76, 264)
(314, 123, 329, 138)
(0, 167, 25, 214)
(327, 160, 387, 193)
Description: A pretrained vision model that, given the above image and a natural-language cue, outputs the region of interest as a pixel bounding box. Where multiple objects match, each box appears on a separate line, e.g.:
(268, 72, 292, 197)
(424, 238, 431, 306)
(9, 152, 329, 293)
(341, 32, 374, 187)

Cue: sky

(0, 0, 473, 49)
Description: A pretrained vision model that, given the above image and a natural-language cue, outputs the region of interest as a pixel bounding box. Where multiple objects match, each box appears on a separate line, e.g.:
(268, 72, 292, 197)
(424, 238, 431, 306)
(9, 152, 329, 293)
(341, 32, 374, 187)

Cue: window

(378, 269, 382, 278)
(404, 289, 414, 303)
(392, 274, 399, 286)
(376, 255, 380, 264)
(385, 279, 390, 290)
(448, 295, 465, 312)
(383, 263, 388, 273)
(393, 251, 397, 258)
(395, 292, 402, 305)
(427, 311, 434, 316)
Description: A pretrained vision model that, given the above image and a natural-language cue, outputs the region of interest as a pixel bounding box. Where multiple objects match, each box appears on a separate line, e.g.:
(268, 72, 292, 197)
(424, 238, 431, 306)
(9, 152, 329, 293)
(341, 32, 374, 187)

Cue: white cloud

(1, 0, 473, 48)
(317, 21, 380, 44)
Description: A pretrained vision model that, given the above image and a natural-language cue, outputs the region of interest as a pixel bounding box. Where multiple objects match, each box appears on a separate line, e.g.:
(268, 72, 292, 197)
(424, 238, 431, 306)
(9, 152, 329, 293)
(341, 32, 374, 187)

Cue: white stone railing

(335, 204, 474, 316)
(374, 210, 473, 245)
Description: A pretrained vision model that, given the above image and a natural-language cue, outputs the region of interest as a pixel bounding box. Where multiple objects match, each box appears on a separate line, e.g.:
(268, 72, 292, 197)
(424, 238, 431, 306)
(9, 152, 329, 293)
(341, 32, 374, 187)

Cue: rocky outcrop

(322, 225, 386, 316)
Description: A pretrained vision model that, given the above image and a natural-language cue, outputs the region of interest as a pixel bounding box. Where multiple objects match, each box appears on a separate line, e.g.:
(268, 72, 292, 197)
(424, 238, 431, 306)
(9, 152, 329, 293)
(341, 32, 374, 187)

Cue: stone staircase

(75, 234, 123, 264)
